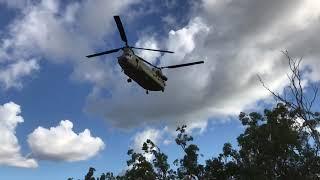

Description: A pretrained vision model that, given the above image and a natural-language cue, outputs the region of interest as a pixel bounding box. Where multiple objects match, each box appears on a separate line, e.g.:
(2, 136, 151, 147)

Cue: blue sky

(0, 0, 320, 179)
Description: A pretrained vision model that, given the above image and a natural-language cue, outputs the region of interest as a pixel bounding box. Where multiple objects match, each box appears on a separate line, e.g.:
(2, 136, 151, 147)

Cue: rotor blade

(130, 47, 174, 53)
(136, 56, 158, 68)
(114, 16, 128, 45)
(86, 48, 121, 58)
(160, 61, 204, 69)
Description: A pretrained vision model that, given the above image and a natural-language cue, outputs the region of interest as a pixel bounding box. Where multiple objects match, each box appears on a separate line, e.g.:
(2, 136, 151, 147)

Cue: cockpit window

(155, 70, 161, 75)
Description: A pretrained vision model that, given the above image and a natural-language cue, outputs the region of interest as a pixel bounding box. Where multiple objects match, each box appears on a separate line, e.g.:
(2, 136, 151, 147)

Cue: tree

(77, 105, 320, 179)
(142, 139, 175, 179)
(74, 52, 320, 179)
(124, 148, 157, 180)
(258, 51, 320, 148)
(238, 104, 308, 179)
(85, 167, 96, 180)
(203, 142, 240, 180)
(174, 125, 203, 179)
(202, 104, 320, 179)
(99, 173, 106, 180)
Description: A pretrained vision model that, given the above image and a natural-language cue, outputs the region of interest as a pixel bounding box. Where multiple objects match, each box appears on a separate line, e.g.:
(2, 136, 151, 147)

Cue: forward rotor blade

(136, 56, 158, 68)
(130, 47, 174, 53)
(160, 61, 204, 69)
(114, 16, 128, 45)
(86, 48, 121, 58)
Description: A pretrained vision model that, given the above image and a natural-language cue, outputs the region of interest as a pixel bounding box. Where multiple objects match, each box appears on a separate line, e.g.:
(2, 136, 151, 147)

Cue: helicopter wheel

(127, 78, 132, 83)
(146, 90, 149, 94)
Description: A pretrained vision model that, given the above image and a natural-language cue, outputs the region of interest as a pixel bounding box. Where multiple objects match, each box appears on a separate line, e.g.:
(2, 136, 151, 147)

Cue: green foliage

(105, 172, 116, 180)
(85, 167, 96, 180)
(175, 125, 203, 179)
(235, 104, 320, 179)
(142, 139, 172, 179)
(202, 103, 320, 180)
(74, 104, 320, 180)
(125, 147, 156, 180)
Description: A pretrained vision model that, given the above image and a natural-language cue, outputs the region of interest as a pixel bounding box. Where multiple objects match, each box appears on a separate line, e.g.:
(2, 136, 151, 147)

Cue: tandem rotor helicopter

(86, 16, 204, 94)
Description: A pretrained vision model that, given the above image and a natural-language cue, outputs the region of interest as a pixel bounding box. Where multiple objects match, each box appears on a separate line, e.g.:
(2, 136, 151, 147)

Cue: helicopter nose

(117, 56, 126, 63)
(118, 55, 134, 69)
(118, 56, 126, 67)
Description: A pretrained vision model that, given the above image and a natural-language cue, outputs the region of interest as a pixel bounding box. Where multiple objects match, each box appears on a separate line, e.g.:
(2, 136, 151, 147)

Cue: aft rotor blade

(136, 55, 158, 68)
(86, 48, 121, 58)
(130, 47, 174, 53)
(114, 16, 128, 45)
(160, 61, 204, 69)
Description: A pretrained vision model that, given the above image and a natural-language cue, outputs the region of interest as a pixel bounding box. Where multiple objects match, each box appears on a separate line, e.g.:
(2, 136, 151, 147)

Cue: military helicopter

(86, 16, 204, 94)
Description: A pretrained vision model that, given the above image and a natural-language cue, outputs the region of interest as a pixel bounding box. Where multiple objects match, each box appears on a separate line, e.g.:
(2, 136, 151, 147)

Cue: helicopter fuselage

(117, 49, 166, 91)
(86, 16, 204, 93)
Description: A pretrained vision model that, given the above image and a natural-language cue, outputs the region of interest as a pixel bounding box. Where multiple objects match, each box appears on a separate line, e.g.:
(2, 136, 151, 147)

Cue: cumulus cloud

(1, 0, 320, 132)
(134, 36, 162, 64)
(133, 128, 162, 150)
(86, 0, 320, 131)
(0, 0, 138, 89)
(0, 59, 39, 89)
(132, 128, 163, 160)
(0, 0, 30, 9)
(0, 102, 37, 168)
(0, 101, 105, 166)
(28, 120, 105, 162)
(86, 17, 212, 129)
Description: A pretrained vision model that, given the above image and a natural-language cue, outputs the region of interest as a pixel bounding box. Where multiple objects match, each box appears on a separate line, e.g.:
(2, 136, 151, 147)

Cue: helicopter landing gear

(127, 78, 132, 83)
(146, 90, 149, 94)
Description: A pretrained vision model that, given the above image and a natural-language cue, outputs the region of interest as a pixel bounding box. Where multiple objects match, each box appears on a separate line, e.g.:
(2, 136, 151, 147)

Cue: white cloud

(163, 17, 210, 60)
(0, 102, 37, 168)
(163, 139, 173, 145)
(0, 59, 39, 89)
(134, 36, 161, 64)
(0, 102, 104, 166)
(0, 0, 139, 89)
(1, 0, 320, 134)
(86, 0, 320, 133)
(86, 17, 214, 130)
(133, 128, 162, 150)
(132, 128, 162, 160)
(161, 15, 177, 26)
(0, 0, 30, 8)
(40, 0, 59, 13)
(28, 120, 105, 162)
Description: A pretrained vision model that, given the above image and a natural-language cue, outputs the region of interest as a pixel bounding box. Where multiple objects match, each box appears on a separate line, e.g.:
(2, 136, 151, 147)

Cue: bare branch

(258, 51, 320, 148)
